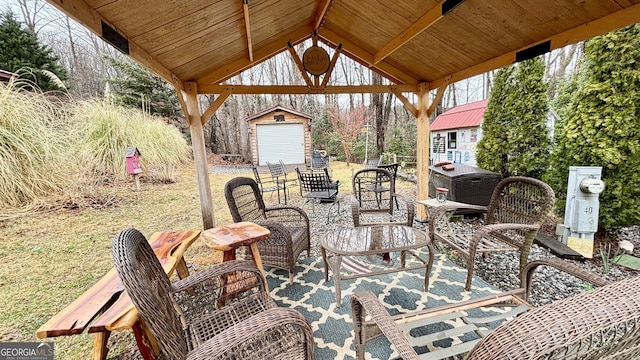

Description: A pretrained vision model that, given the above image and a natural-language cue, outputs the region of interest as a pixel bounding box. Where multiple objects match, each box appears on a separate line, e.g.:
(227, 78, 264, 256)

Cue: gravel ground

(287, 191, 640, 307)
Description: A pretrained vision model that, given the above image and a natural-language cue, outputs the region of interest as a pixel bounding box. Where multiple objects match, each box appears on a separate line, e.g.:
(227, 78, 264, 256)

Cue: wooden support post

(416, 83, 431, 221)
(133, 174, 141, 191)
(182, 82, 215, 229)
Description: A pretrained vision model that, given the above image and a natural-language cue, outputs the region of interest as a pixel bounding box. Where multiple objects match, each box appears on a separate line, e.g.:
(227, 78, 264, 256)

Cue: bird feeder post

(125, 146, 142, 191)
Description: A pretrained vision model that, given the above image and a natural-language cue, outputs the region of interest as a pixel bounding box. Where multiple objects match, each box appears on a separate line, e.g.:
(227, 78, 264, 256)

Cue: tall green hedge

(546, 25, 640, 229)
(477, 57, 550, 179)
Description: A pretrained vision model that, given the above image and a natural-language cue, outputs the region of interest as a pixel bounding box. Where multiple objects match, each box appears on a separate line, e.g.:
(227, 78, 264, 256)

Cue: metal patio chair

(377, 162, 400, 209)
(224, 177, 310, 283)
(112, 228, 314, 360)
(252, 167, 284, 203)
(350, 168, 414, 227)
(266, 160, 297, 204)
(296, 167, 339, 224)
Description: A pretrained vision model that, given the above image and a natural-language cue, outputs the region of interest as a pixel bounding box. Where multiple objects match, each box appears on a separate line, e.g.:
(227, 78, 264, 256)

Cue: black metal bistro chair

(296, 168, 339, 224)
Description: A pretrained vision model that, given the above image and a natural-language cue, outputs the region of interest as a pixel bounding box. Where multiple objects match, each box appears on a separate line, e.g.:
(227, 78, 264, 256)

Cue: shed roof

(246, 105, 313, 122)
(430, 99, 487, 131)
(45, 1, 640, 93)
(0, 69, 15, 82)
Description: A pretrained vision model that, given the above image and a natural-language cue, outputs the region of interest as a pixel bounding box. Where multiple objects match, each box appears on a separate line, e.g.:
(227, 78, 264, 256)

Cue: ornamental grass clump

(0, 80, 69, 211)
(0, 84, 191, 220)
(69, 99, 191, 183)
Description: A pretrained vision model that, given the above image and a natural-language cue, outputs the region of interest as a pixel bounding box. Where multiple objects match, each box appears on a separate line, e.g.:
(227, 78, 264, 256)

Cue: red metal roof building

(430, 100, 488, 131)
(430, 99, 488, 167)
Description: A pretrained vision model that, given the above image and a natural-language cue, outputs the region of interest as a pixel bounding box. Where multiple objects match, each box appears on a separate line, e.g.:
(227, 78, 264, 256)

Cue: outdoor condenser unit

(561, 166, 605, 258)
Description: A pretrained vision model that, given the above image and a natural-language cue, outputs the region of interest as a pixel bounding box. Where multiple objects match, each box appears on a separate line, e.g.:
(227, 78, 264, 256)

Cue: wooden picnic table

(36, 230, 201, 360)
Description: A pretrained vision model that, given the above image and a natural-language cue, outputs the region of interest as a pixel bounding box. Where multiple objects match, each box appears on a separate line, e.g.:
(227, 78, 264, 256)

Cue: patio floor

(266, 251, 506, 360)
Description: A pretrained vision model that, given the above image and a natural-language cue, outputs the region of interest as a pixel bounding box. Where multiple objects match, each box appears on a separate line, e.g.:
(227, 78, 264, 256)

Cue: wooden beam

(242, 0, 254, 62)
(428, 84, 447, 117)
(317, 28, 419, 85)
(287, 42, 314, 87)
(172, 76, 188, 121)
(429, 3, 640, 90)
(313, 0, 333, 30)
(45, 0, 177, 84)
(390, 87, 418, 118)
(197, 84, 417, 95)
(416, 83, 431, 221)
(320, 44, 342, 88)
(374, 0, 452, 64)
(197, 25, 313, 85)
(201, 86, 234, 125)
(184, 82, 215, 230)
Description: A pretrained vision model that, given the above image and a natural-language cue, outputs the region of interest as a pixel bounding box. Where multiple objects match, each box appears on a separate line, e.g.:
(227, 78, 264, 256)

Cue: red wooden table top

(201, 222, 270, 251)
(36, 230, 201, 338)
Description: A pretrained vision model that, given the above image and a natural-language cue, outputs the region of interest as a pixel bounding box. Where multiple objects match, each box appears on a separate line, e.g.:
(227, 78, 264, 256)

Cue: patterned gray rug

(266, 252, 505, 359)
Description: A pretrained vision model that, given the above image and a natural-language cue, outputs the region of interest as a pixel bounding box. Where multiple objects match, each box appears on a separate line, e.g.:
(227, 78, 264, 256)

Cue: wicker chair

(224, 177, 310, 283)
(350, 168, 415, 227)
(112, 228, 314, 360)
(351, 258, 640, 360)
(429, 176, 555, 290)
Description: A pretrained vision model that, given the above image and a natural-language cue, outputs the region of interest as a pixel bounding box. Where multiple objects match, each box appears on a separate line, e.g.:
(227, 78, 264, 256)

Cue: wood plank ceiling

(46, 0, 640, 94)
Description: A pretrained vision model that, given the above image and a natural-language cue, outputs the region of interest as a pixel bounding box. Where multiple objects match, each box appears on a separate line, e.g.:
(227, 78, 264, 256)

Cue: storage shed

(431, 99, 559, 167)
(430, 100, 487, 167)
(0, 69, 15, 83)
(247, 105, 312, 166)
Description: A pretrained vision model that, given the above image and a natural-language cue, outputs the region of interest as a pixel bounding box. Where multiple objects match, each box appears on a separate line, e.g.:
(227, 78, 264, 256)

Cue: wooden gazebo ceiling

(48, 0, 640, 93)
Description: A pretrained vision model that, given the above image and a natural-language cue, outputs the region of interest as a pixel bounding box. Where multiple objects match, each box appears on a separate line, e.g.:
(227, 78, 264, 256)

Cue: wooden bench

(36, 230, 201, 360)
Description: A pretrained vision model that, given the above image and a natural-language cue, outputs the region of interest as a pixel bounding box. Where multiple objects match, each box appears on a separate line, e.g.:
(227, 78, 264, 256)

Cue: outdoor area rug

(266, 252, 508, 360)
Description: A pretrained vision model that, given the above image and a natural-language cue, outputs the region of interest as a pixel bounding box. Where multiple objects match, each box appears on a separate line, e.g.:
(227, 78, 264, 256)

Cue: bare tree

(15, 0, 57, 36)
(328, 104, 372, 165)
(545, 44, 581, 99)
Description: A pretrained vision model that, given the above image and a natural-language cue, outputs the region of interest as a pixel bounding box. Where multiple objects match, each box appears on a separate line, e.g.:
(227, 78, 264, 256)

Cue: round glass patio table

(320, 224, 434, 307)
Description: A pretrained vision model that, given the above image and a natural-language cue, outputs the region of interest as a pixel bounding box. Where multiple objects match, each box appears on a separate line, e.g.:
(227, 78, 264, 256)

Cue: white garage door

(256, 123, 305, 165)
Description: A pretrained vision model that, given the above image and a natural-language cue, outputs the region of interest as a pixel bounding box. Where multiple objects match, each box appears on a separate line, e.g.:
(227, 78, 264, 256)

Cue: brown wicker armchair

(224, 177, 310, 283)
(351, 258, 640, 360)
(112, 228, 314, 360)
(350, 168, 415, 227)
(429, 176, 555, 290)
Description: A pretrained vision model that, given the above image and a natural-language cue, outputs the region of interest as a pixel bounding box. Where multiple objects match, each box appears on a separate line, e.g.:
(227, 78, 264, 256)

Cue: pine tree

(107, 57, 182, 121)
(546, 24, 640, 229)
(506, 57, 550, 178)
(477, 65, 514, 177)
(0, 11, 68, 91)
(476, 57, 550, 178)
